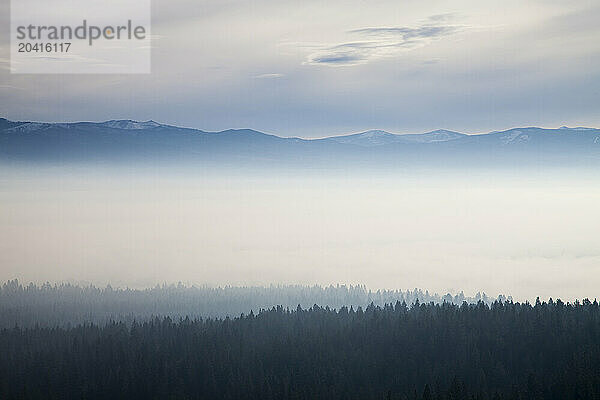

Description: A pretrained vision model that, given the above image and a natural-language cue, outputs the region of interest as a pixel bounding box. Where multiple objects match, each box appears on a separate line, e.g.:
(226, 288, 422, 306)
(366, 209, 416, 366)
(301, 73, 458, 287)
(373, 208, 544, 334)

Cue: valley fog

(1, 166, 598, 302)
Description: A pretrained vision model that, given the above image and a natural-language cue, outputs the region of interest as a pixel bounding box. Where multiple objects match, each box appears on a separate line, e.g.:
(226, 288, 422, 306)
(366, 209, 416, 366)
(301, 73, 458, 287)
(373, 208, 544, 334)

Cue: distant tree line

(1, 298, 599, 399)
(0, 280, 506, 328)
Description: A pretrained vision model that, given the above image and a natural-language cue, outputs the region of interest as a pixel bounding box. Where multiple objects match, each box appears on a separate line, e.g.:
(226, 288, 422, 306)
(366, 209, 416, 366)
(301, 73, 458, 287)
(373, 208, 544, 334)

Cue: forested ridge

(1, 298, 600, 399)
(0, 280, 504, 328)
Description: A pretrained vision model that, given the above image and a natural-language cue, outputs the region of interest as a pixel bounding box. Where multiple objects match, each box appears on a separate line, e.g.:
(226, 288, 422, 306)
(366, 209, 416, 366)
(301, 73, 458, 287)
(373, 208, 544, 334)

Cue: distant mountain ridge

(1, 118, 599, 168)
(323, 129, 467, 146)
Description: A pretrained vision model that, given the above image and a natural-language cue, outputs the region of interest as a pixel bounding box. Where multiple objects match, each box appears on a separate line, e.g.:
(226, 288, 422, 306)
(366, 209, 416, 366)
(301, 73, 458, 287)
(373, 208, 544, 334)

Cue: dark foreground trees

(1, 299, 599, 399)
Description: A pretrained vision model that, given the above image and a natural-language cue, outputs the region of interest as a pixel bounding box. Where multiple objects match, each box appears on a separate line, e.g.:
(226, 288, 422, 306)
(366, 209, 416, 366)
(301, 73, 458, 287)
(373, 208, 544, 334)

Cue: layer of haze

(1, 167, 599, 302)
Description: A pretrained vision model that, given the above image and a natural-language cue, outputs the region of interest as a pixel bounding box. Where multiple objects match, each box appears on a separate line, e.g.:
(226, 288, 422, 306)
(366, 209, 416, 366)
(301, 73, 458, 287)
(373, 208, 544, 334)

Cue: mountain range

(1, 118, 599, 169)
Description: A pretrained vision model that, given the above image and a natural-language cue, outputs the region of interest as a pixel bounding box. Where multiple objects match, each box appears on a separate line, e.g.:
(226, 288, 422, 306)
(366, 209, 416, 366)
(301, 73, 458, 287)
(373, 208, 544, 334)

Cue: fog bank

(1, 167, 598, 301)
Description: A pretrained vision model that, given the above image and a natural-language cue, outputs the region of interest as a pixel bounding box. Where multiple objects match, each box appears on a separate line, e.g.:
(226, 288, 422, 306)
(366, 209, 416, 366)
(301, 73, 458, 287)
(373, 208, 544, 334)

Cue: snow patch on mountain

(5, 122, 51, 133)
(101, 120, 162, 130)
(500, 131, 531, 144)
(400, 129, 466, 143)
(329, 130, 400, 146)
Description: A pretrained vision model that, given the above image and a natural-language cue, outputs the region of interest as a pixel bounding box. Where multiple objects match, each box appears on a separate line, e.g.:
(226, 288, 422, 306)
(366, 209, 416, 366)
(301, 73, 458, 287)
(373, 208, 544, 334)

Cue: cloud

(254, 73, 285, 79)
(305, 15, 465, 66)
(350, 25, 460, 39)
(428, 13, 458, 23)
(309, 54, 365, 65)
(0, 85, 26, 90)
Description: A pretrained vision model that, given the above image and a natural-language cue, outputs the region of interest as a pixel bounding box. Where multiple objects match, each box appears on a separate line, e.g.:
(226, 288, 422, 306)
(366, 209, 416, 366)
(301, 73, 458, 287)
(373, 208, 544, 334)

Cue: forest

(0, 280, 504, 328)
(1, 286, 599, 399)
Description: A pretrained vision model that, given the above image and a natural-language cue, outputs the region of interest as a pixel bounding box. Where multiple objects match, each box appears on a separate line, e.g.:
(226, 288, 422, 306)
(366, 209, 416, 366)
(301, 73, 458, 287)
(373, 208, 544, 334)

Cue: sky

(1, 0, 599, 137)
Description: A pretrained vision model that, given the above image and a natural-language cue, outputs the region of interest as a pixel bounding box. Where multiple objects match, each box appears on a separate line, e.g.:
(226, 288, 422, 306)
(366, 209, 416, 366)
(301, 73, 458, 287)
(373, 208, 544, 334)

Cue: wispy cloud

(350, 25, 460, 39)
(254, 73, 285, 79)
(305, 15, 465, 66)
(0, 85, 26, 90)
